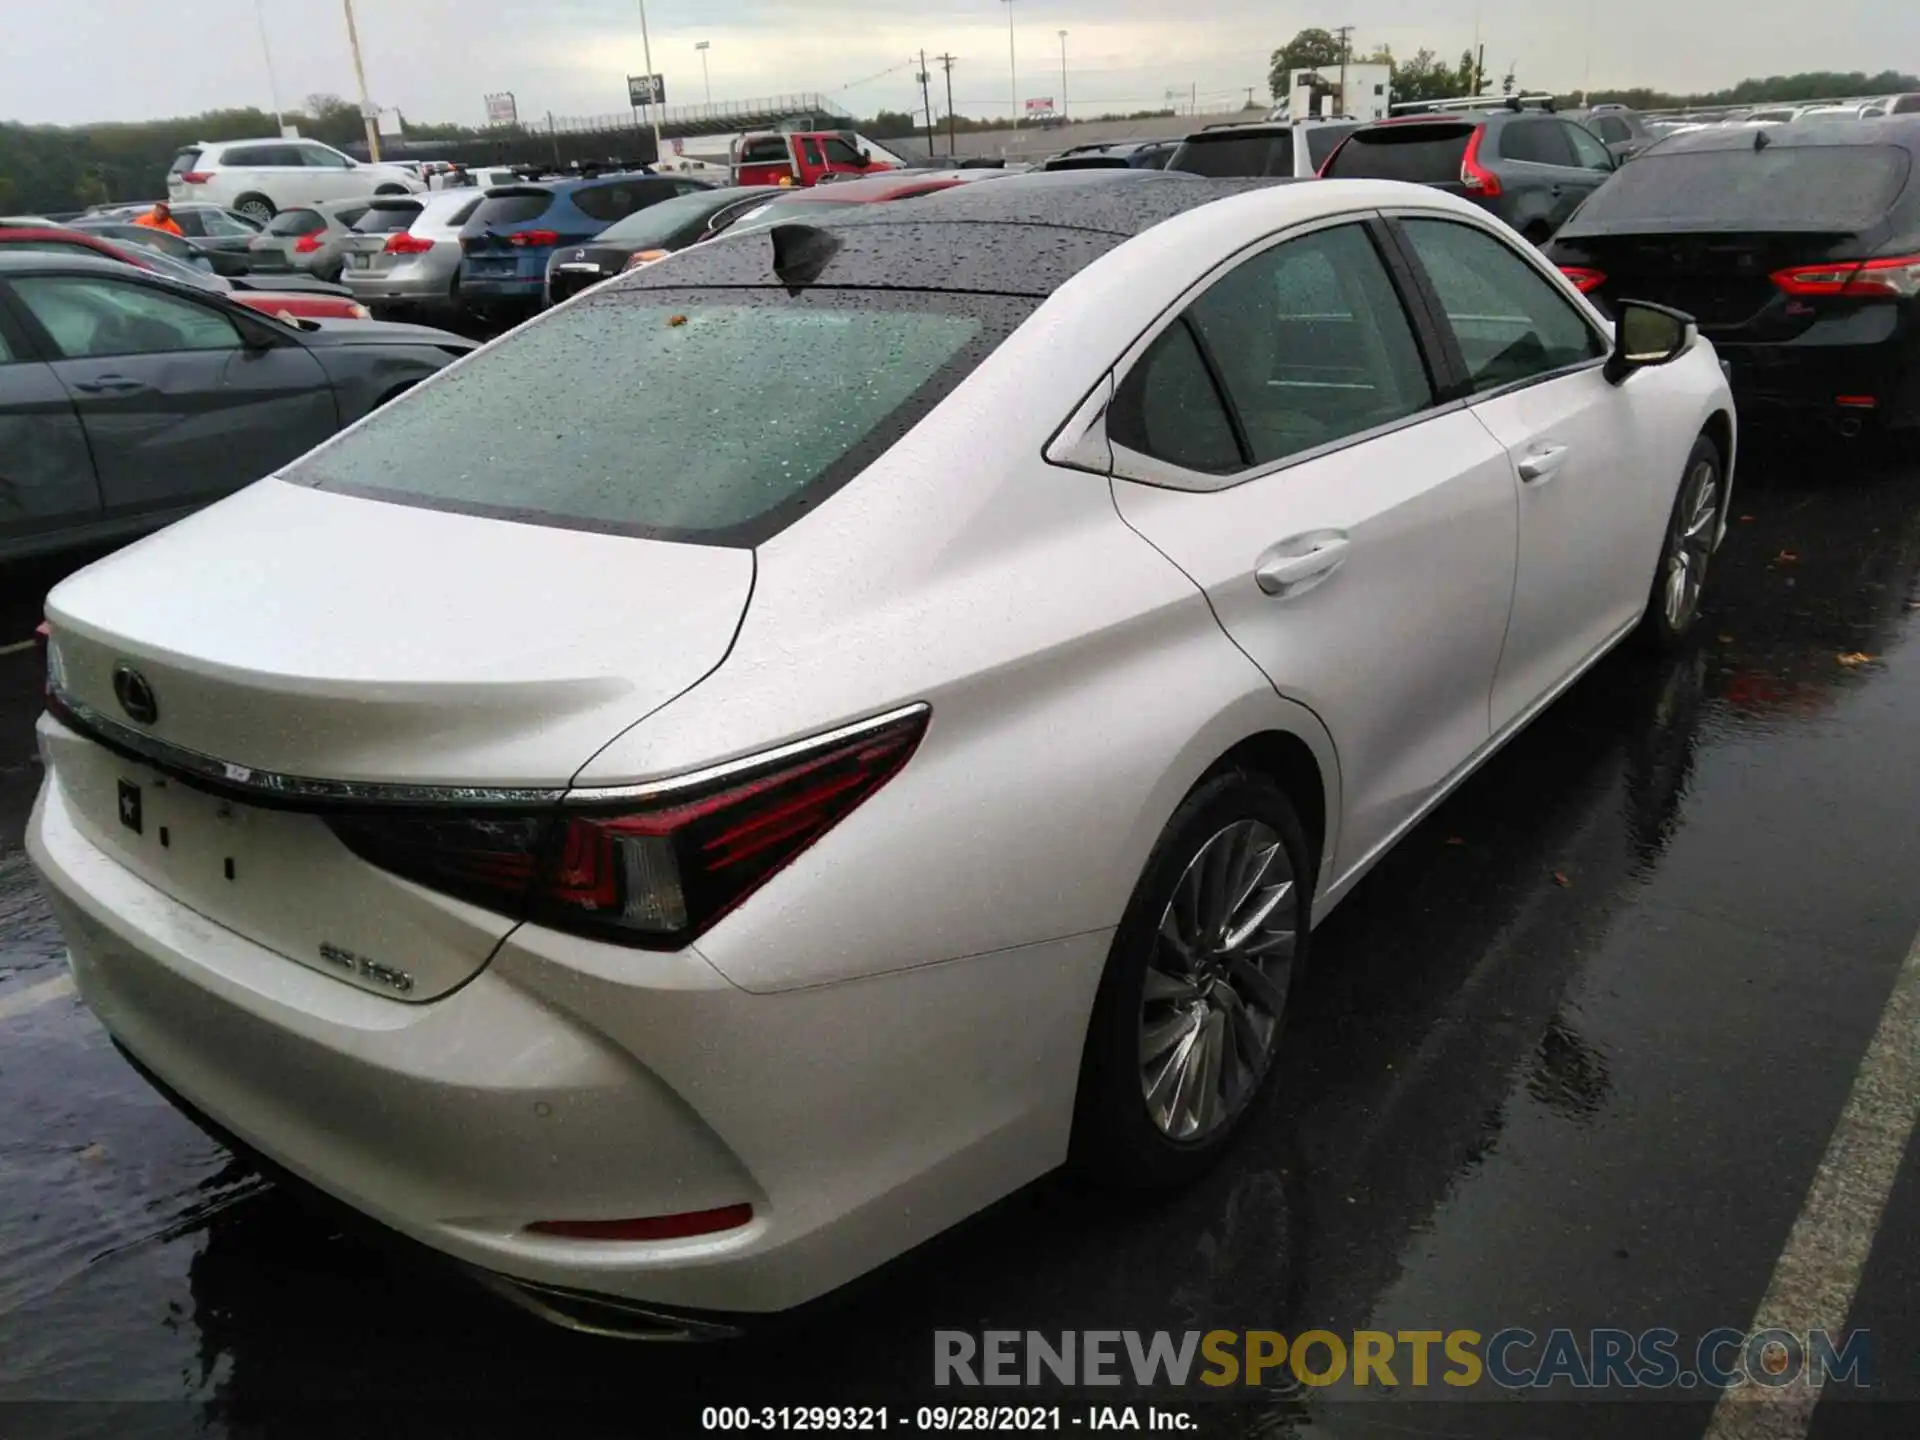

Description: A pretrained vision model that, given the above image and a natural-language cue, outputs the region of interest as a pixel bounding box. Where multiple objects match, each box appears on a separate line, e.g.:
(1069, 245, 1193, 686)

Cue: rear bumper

(342, 266, 457, 308)
(1710, 312, 1920, 428)
(28, 763, 1100, 1319)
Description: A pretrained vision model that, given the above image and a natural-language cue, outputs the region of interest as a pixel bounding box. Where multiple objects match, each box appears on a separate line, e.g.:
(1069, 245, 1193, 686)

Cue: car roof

(0, 249, 162, 275)
(1642, 115, 1920, 154)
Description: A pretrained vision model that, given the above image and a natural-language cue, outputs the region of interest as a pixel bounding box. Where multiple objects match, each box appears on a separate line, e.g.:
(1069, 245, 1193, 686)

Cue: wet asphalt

(1, 445, 1919, 1439)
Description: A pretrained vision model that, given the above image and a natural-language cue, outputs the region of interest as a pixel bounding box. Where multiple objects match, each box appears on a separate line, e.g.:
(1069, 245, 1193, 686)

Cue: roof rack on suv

(1388, 94, 1557, 116)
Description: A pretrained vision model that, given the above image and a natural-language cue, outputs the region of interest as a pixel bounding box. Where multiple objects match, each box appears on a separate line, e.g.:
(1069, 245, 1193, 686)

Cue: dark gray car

(1321, 106, 1618, 242)
(0, 251, 474, 562)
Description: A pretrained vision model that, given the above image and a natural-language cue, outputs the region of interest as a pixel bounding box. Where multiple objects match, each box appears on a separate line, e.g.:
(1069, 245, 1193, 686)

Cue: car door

(298, 143, 363, 202)
(1389, 215, 1651, 733)
(1106, 217, 1520, 880)
(0, 297, 103, 551)
(8, 272, 336, 523)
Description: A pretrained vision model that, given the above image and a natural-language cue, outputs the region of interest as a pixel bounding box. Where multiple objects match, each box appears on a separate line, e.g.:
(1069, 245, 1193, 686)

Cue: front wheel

(1070, 771, 1312, 1189)
(1638, 434, 1726, 651)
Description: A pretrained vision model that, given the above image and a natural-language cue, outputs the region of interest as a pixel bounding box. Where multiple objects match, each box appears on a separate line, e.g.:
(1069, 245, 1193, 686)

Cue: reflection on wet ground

(1, 445, 1919, 1437)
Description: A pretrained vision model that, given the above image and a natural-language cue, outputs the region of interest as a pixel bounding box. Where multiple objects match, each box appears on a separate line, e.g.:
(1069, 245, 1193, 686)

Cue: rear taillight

(293, 233, 323, 254)
(622, 248, 671, 271)
(383, 231, 435, 254)
(325, 707, 927, 948)
(1559, 266, 1607, 293)
(1771, 253, 1920, 299)
(178, 171, 210, 184)
(507, 228, 561, 247)
(1460, 128, 1502, 196)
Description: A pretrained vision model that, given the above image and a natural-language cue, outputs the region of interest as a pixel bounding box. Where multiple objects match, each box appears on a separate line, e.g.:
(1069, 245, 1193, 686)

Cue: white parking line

(1702, 923, 1920, 1438)
(0, 970, 75, 1022)
(0, 638, 41, 657)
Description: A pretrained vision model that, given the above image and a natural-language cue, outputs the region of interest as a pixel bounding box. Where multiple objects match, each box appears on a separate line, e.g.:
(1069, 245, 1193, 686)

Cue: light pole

(637, 0, 664, 164)
(1001, 0, 1018, 127)
(253, 0, 286, 133)
(1058, 30, 1067, 119)
(696, 40, 712, 105)
(340, 0, 380, 161)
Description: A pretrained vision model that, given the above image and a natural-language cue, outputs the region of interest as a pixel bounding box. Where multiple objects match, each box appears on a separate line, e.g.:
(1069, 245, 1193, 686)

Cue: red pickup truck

(730, 131, 903, 188)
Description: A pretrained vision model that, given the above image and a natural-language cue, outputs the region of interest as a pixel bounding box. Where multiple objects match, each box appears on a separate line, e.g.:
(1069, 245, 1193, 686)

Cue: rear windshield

(470, 191, 553, 228)
(169, 149, 202, 176)
(265, 209, 325, 236)
(353, 203, 423, 234)
(1324, 124, 1473, 182)
(595, 189, 732, 244)
(1564, 145, 1912, 232)
(283, 288, 1036, 545)
(1170, 132, 1295, 178)
(726, 197, 866, 230)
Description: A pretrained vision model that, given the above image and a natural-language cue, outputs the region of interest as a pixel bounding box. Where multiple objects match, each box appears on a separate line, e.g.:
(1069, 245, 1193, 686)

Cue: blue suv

(458, 172, 709, 315)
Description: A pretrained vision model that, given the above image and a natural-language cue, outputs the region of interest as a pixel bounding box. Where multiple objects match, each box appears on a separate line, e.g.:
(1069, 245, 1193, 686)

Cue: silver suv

(167, 139, 424, 224)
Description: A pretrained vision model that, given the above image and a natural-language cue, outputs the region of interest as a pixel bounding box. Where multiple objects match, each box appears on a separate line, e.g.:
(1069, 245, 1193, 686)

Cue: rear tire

(234, 194, 275, 224)
(1638, 433, 1726, 652)
(1070, 770, 1312, 1190)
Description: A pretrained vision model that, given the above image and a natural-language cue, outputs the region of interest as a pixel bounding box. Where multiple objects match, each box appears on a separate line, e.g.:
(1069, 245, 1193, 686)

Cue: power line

(833, 56, 921, 91)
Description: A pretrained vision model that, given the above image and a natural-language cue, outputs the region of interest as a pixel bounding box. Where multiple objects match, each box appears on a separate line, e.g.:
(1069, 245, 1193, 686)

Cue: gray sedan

(0, 251, 474, 563)
(246, 198, 379, 282)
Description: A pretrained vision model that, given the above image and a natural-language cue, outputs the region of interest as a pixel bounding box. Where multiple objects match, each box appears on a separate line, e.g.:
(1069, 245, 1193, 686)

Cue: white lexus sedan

(29, 174, 1734, 1337)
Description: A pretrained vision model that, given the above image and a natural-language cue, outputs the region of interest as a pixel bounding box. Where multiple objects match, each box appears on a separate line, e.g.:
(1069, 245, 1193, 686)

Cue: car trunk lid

(1564, 230, 1869, 333)
(42, 480, 753, 1000)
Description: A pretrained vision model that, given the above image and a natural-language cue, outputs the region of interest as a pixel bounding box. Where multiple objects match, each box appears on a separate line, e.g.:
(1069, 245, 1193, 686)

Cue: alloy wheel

(1662, 458, 1721, 631)
(238, 200, 273, 224)
(1138, 819, 1296, 1142)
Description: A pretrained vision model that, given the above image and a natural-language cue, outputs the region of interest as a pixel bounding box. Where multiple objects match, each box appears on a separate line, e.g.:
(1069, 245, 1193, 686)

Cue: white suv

(167, 139, 425, 224)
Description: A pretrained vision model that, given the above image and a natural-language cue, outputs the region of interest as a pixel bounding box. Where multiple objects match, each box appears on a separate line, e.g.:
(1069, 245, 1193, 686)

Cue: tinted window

(801, 139, 824, 167)
(284, 288, 1031, 542)
(265, 208, 325, 236)
(1399, 219, 1604, 392)
(442, 197, 484, 227)
(1564, 144, 1911, 230)
(1592, 115, 1632, 144)
(1170, 132, 1295, 178)
(1187, 223, 1432, 465)
(1564, 123, 1615, 170)
(333, 206, 369, 229)
(470, 191, 554, 227)
(1305, 124, 1359, 169)
(168, 149, 202, 176)
(741, 137, 790, 163)
(595, 189, 741, 244)
(822, 137, 866, 167)
(353, 203, 422, 234)
(202, 210, 259, 236)
(1895, 95, 1920, 115)
(573, 182, 663, 223)
(299, 145, 353, 169)
(1110, 321, 1243, 474)
(1324, 125, 1472, 182)
(14, 276, 240, 358)
(1499, 118, 1576, 166)
(170, 210, 209, 237)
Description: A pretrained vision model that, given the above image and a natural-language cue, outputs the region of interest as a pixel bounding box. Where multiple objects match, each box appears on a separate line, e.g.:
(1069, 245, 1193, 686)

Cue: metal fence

(549, 92, 854, 137)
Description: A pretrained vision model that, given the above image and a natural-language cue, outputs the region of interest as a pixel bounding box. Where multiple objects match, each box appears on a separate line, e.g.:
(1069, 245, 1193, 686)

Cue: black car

(1546, 118, 1920, 439)
(1040, 140, 1179, 172)
(543, 185, 782, 304)
(1320, 103, 1617, 242)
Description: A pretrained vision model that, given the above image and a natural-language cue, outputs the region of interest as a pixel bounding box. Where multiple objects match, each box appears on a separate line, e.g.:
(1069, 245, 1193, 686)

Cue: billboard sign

(1024, 97, 1056, 117)
(628, 74, 667, 107)
(484, 92, 517, 125)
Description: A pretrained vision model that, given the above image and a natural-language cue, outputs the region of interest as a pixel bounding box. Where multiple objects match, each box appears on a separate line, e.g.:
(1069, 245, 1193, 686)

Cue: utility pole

(918, 51, 935, 160)
(254, 0, 286, 134)
(697, 40, 712, 106)
(1334, 24, 1354, 116)
(1002, 0, 1018, 128)
(341, 0, 380, 161)
(1476, 43, 1487, 98)
(637, 0, 664, 166)
(1058, 31, 1068, 120)
(936, 53, 958, 156)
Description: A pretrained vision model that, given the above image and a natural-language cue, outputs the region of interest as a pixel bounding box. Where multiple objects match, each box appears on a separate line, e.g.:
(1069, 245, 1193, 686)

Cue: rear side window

(1895, 96, 1920, 115)
(470, 191, 553, 227)
(168, 149, 202, 176)
(822, 137, 866, 167)
(1592, 116, 1632, 144)
(353, 204, 420, 234)
(170, 210, 210, 237)
(1170, 132, 1295, 178)
(1565, 145, 1912, 231)
(1110, 322, 1244, 474)
(445, 197, 484, 227)
(1325, 125, 1472, 182)
(283, 288, 1035, 544)
(265, 209, 325, 236)
(1498, 118, 1576, 167)
(333, 207, 369, 229)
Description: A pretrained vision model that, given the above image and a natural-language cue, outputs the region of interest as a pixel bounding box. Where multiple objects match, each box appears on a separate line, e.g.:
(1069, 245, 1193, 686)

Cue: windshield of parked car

(1169, 132, 1296, 178)
(1321, 123, 1474, 182)
(1562, 144, 1911, 231)
(282, 287, 1037, 544)
(594, 190, 744, 244)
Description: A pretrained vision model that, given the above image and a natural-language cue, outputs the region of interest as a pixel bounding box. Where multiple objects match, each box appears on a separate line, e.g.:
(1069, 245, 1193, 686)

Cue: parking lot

(0, 435, 1914, 1437)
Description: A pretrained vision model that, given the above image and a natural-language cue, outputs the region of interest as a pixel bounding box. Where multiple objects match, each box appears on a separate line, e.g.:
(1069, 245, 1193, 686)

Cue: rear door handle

(1517, 444, 1572, 484)
(72, 375, 147, 395)
(1255, 534, 1351, 597)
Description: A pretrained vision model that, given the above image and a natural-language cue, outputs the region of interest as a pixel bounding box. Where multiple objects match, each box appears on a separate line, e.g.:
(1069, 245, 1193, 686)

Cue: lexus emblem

(112, 664, 158, 725)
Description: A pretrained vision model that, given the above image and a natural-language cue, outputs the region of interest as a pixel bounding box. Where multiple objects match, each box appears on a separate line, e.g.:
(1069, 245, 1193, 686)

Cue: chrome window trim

(47, 681, 929, 816)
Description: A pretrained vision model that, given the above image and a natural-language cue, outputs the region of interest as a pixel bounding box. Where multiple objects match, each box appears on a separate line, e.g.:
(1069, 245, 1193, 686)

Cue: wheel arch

(1199, 730, 1330, 890)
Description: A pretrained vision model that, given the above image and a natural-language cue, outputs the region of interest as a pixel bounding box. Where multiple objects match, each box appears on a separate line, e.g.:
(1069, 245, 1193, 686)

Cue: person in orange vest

(134, 201, 184, 236)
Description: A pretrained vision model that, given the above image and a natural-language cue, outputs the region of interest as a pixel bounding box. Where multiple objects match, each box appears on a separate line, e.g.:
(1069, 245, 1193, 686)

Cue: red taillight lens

(325, 707, 928, 948)
(1460, 128, 1503, 197)
(1771, 253, 1920, 299)
(383, 231, 435, 254)
(527, 1204, 753, 1242)
(178, 171, 210, 184)
(1559, 266, 1607, 293)
(293, 232, 323, 254)
(508, 228, 561, 247)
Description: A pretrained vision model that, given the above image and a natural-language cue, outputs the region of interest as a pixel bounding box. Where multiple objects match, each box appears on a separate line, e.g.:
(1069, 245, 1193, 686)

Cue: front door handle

(1517, 444, 1571, 484)
(72, 375, 146, 395)
(1255, 534, 1351, 597)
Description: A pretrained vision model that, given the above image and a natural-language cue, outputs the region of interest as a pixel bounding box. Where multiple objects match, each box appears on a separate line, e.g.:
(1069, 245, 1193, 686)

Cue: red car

(730, 130, 902, 189)
(0, 227, 372, 321)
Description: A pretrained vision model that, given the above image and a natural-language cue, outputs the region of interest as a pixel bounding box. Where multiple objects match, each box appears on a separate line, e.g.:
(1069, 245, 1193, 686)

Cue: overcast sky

(4, 0, 1910, 130)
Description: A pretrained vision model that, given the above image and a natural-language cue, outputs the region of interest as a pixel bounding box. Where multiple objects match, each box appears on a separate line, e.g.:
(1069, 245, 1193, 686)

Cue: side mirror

(1604, 300, 1695, 385)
